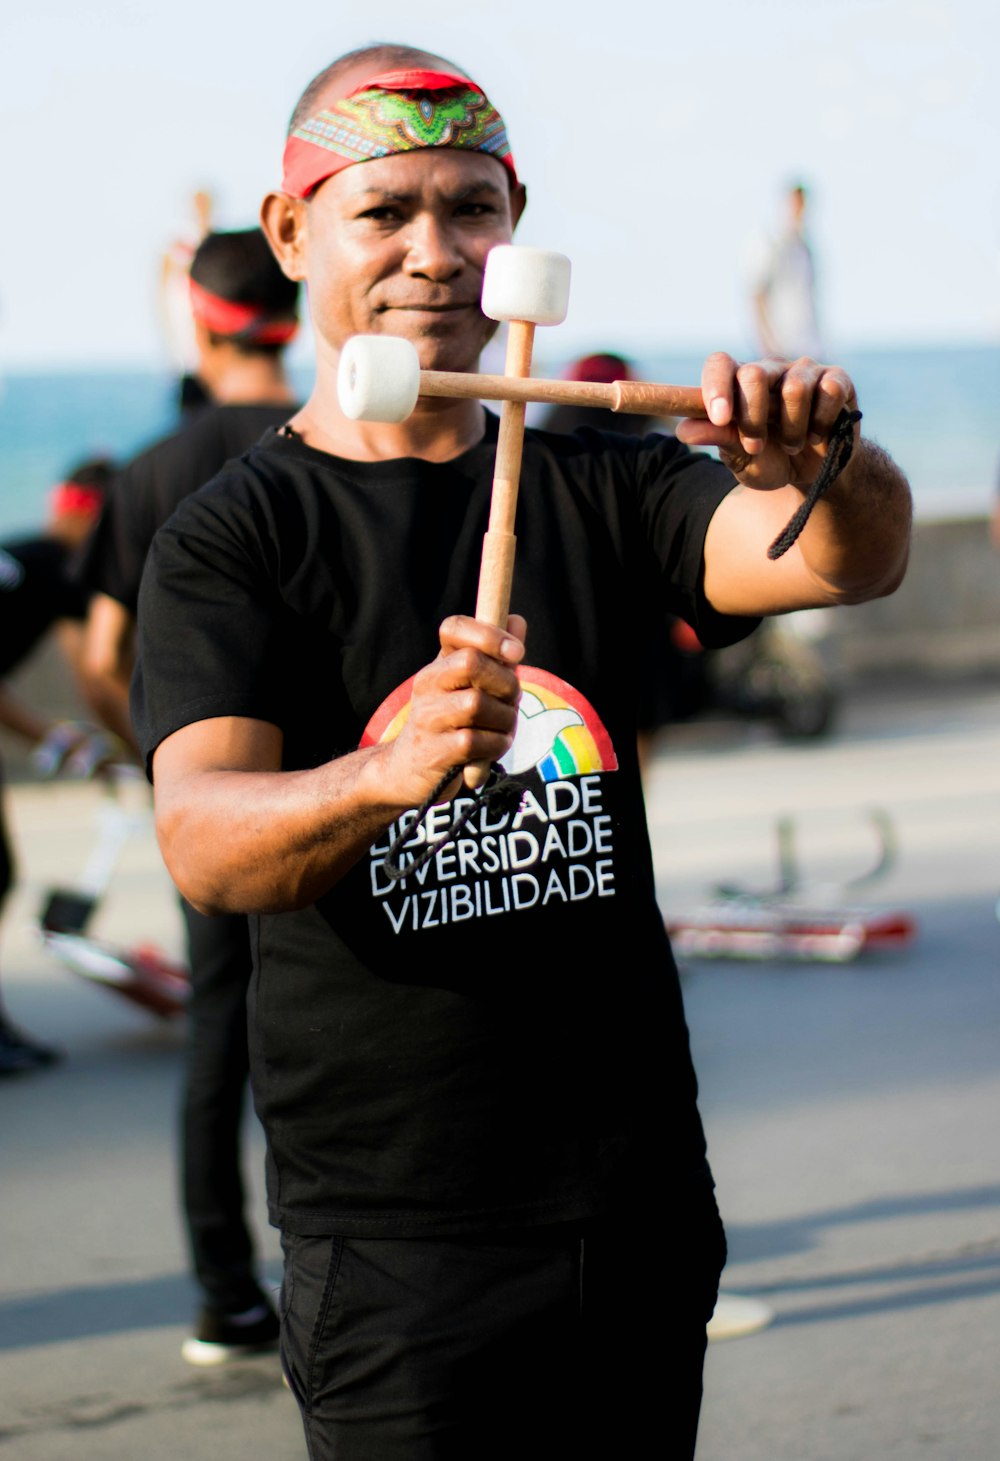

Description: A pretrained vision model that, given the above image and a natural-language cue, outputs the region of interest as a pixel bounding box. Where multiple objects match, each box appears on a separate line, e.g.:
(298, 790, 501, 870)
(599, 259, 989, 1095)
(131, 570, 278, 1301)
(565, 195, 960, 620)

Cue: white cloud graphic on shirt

(498, 690, 584, 777)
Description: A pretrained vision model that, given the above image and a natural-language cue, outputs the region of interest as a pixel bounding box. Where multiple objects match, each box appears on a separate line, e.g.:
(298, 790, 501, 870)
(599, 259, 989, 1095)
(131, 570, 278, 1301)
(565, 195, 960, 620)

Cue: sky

(1, 0, 998, 370)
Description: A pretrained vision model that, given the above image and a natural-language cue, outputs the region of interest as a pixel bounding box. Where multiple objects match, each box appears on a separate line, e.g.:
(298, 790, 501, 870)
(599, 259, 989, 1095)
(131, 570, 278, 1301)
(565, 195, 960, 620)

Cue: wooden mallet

(337, 245, 702, 788)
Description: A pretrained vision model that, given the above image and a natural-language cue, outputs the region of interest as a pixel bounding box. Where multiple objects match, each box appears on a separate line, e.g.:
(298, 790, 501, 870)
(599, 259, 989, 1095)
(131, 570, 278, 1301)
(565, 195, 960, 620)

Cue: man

(750, 180, 824, 361)
(78, 228, 299, 1363)
(132, 46, 911, 1458)
(0, 460, 115, 1073)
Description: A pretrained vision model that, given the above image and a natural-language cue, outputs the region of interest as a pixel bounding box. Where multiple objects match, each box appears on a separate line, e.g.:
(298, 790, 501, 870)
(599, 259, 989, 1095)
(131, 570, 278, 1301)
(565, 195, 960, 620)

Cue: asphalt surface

(2, 678, 999, 1459)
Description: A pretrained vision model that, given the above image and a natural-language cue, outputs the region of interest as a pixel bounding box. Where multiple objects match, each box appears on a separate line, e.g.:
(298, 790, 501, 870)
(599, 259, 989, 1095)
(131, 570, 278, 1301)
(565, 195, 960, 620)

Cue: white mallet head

(337, 335, 421, 422)
(481, 246, 571, 326)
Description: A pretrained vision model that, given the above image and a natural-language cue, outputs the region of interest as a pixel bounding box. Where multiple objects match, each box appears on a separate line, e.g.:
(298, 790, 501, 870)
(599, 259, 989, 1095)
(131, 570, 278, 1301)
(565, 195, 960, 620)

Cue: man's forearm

(702, 436, 912, 618)
(156, 743, 406, 916)
(151, 616, 525, 916)
(796, 436, 912, 603)
(80, 596, 140, 751)
(684, 355, 912, 618)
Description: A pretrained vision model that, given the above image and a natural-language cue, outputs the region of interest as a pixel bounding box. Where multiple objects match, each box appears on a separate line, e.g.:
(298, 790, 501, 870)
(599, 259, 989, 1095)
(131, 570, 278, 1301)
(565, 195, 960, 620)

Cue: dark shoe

(0, 1021, 62, 1076)
(181, 1301, 280, 1366)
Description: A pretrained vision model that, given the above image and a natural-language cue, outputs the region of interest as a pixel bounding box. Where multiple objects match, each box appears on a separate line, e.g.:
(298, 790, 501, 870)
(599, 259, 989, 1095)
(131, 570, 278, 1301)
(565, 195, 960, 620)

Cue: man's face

(296, 148, 524, 374)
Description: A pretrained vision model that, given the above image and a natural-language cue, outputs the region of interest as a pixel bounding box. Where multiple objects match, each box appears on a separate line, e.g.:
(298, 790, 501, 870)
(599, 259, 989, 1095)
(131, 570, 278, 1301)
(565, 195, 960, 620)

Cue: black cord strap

(383, 764, 525, 882)
(767, 408, 862, 560)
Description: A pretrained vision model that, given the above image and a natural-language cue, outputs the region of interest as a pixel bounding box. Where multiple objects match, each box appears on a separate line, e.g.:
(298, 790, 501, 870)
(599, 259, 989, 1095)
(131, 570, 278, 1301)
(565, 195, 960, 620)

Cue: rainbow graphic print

(360, 665, 617, 783)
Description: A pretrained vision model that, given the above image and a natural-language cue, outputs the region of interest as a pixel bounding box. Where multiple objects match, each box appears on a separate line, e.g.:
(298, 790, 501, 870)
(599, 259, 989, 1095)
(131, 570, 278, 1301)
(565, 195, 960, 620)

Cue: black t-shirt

(133, 418, 757, 1237)
(0, 536, 88, 677)
(76, 403, 293, 611)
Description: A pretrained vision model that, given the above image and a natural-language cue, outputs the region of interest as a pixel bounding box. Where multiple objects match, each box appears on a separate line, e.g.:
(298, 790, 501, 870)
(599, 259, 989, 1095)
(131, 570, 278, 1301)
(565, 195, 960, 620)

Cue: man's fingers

(505, 613, 527, 645)
(438, 613, 524, 665)
(733, 359, 785, 455)
(423, 646, 521, 704)
(777, 358, 823, 457)
(807, 368, 856, 444)
(688, 353, 862, 492)
(700, 352, 738, 427)
(446, 685, 519, 735)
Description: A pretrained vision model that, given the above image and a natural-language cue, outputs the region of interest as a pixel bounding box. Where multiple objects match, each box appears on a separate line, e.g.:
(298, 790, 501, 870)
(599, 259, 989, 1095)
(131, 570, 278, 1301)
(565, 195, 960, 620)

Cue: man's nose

(403, 214, 465, 280)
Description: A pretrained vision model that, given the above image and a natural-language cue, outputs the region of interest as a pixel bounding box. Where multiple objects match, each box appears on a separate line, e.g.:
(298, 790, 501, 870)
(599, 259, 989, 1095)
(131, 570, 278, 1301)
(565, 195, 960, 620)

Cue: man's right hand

(372, 613, 526, 810)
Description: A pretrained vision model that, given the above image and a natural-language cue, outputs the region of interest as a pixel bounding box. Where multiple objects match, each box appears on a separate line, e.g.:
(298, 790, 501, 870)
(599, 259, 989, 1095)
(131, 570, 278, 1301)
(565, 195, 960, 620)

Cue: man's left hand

(675, 353, 859, 491)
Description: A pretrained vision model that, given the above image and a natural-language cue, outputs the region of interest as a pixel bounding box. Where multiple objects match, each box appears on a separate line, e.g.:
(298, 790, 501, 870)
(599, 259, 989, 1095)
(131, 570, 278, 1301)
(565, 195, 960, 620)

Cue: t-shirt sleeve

(130, 476, 289, 777)
(632, 434, 761, 648)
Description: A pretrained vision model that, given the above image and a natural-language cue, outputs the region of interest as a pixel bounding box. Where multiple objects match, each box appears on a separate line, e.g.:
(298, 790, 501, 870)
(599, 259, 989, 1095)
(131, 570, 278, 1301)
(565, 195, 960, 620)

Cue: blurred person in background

(0, 460, 116, 1074)
(749, 181, 824, 361)
(78, 226, 299, 1364)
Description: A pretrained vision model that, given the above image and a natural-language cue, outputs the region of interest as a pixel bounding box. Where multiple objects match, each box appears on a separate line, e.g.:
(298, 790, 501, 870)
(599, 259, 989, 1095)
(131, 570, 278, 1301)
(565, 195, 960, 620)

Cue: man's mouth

(379, 302, 480, 314)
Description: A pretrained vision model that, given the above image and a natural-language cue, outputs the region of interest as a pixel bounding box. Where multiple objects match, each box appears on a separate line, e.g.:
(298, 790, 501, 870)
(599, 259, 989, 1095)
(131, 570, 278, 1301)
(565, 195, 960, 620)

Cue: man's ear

(509, 182, 527, 231)
(260, 192, 309, 282)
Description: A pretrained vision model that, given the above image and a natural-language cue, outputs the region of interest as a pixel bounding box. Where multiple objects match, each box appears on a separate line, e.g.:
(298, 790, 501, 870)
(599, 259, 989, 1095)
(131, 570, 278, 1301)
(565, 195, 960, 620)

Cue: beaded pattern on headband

(297, 87, 509, 165)
(282, 71, 517, 197)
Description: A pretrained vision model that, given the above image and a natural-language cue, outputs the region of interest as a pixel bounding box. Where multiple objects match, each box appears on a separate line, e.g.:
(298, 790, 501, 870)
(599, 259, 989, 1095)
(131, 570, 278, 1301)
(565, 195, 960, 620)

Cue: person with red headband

(0, 459, 118, 1075)
(77, 227, 299, 1364)
(131, 43, 911, 1458)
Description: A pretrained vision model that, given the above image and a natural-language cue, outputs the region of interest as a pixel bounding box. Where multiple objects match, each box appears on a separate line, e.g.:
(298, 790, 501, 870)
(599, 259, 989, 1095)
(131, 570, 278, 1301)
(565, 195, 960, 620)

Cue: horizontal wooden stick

(419, 369, 709, 420)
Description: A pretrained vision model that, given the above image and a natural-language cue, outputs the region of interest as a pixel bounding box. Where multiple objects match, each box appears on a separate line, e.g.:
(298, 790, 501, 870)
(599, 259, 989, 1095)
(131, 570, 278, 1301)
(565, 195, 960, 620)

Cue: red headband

(189, 279, 298, 345)
(50, 483, 104, 519)
(357, 67, 474, 90)
(281, 66, 518, 199)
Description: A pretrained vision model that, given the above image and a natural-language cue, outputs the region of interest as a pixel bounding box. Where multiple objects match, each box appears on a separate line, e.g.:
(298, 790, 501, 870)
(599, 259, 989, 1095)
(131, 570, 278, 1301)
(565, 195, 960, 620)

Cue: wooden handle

(418, 368, 709, 419)
(475, 530, 517, 629)
(466, 321, 534, 790)
(612, 380, 706, 418)
(474, 320, 534, 625)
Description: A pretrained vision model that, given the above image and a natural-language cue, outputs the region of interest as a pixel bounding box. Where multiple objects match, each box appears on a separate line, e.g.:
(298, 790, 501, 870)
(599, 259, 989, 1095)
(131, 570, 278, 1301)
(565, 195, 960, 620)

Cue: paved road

(0, 777, 299, 1459)
(2, 679, 999, 1458)
(650, 680, 1000, 1459)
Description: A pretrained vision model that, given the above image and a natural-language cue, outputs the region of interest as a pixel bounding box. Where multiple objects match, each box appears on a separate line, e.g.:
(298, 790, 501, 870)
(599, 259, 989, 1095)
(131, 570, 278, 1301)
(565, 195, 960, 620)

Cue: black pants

(180, 902, 266, 1315)
(280, 1193, 726, 1461)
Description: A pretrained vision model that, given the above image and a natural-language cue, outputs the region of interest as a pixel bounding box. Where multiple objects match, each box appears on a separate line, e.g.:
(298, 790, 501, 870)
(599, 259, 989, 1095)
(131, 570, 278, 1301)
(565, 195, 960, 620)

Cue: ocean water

(1, 344, 996, 537)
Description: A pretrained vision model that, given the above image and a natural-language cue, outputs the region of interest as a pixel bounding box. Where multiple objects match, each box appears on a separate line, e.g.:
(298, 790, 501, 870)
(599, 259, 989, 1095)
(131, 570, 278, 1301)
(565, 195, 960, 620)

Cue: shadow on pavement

(725, 1183, 1000, 1327)
(0, 1266, 281, 1354)
(0, 1273, 193, 1350)
(728, 1184, 1000, 1262)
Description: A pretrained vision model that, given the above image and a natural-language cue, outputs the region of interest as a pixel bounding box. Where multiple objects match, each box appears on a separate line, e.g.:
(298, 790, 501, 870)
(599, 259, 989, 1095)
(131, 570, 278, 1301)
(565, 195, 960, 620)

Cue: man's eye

(360, 207, 401, 222)
(456, 203, 495, 217)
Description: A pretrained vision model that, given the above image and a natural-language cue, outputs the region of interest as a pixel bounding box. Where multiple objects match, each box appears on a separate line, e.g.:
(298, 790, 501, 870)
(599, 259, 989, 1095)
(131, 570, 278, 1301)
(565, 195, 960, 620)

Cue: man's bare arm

(153, 615, 525, 916)
(677, 353, 912, 617)
(80, 593, 139, 750)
